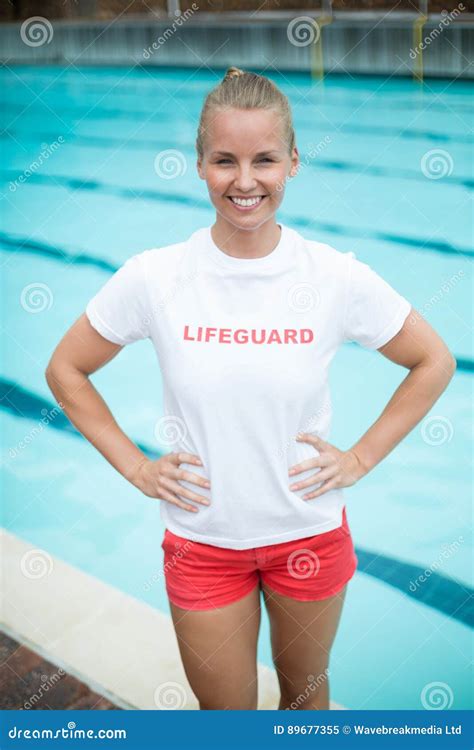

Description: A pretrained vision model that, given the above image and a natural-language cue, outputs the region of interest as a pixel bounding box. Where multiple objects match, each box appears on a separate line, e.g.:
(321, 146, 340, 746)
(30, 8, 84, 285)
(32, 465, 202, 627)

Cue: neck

(211, 217, 281, 260)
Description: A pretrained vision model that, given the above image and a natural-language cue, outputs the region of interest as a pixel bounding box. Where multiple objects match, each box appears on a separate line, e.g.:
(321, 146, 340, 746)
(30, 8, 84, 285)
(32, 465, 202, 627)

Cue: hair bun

(224, 66, 245, 81)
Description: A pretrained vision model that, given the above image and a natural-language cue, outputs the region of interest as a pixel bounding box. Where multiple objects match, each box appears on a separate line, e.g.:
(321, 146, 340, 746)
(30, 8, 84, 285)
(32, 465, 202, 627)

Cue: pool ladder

(413, 0, 429, 82)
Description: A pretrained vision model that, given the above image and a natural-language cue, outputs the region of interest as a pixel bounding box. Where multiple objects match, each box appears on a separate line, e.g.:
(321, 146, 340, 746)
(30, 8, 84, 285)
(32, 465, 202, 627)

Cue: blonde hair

(196, 66, 296, 159)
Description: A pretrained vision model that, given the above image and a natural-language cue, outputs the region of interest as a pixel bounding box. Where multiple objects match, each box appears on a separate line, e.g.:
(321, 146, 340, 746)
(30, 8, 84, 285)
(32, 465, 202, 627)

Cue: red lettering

(182, 325, 315, 344)
(251, 330, 266, 344)
(205, 327, 217, 342)
(267, 329, 282, 344)
(235, 329, 249, 344)
(219, 328, 231, 343)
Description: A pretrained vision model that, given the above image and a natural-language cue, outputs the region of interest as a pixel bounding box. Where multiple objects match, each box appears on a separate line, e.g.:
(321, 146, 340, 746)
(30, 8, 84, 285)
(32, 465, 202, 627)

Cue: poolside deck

(0, 631, 120, 710)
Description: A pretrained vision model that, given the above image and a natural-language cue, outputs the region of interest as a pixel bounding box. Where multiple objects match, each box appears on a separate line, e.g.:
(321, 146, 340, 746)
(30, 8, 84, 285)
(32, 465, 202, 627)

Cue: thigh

(262, 582, 347, 709)
(169, 585, 262, 710)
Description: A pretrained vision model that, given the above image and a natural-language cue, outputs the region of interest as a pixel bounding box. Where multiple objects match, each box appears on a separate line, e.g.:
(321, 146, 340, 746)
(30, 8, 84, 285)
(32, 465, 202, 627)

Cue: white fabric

(85, 223, 412, 549)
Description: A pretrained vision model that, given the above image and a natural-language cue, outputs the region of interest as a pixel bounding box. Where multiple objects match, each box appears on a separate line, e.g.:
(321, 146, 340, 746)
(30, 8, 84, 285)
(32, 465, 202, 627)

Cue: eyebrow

(210, 150, 280, 157)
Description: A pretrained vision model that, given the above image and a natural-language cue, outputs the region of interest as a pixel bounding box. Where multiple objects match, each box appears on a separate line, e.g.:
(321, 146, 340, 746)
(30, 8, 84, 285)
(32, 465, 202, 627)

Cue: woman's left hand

(288, 433, 367, 500)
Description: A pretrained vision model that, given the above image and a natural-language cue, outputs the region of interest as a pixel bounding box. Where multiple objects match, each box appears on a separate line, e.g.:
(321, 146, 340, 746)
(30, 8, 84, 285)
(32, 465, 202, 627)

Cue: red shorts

(161, 507, 358, 611)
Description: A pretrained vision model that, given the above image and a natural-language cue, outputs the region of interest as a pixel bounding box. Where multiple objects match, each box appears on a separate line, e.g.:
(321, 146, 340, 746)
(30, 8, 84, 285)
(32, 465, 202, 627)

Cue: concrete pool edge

(1, 529, 347, 711)
(1, 19, 473, 79)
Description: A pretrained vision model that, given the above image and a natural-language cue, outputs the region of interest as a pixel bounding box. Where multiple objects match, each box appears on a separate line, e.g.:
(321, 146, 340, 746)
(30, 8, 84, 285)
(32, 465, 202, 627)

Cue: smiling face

(197, 107, 299, 233)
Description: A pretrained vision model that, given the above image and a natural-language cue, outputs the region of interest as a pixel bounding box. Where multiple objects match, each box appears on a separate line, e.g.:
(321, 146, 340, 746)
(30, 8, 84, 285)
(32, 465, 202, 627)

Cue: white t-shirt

(85, 223, 412, 550)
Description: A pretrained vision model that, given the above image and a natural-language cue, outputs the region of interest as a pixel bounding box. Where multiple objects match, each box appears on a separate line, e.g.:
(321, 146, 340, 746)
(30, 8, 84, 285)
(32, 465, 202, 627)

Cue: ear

(197, 157, 205, 180)
(289, 146, 300, 177)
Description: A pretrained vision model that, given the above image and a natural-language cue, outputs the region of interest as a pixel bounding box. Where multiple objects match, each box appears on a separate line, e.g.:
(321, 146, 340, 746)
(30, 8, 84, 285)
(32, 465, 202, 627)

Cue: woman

(45, 67, 456, 711)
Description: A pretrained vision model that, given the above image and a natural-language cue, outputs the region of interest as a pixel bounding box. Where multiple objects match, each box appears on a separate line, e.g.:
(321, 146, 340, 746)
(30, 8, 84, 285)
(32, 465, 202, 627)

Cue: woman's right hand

(130, 452, 211, 513)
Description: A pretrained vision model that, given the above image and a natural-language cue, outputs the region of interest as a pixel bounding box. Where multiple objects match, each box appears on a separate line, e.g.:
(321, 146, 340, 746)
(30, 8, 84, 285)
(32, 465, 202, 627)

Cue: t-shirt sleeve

(85, 253, 151, 345)
(343, 251, 412, 350)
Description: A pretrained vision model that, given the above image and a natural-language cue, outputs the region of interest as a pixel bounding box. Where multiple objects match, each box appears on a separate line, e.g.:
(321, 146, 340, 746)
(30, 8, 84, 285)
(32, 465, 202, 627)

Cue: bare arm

(350, 307, 457, 474)
(289, 308, 457, 498)
(45, 313, 150, 484)
(45, 314, 210, 511)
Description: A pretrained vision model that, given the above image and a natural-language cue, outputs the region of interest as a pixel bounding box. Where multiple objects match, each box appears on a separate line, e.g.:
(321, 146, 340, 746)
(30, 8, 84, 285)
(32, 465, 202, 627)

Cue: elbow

(418, 347, 456, 385)
(45, 357, 55, 380)
(437, 338, 457, 376)
(45, 360, 61, 392)
(447, 353, 457, 378)
(439, 349, 457, 386)
(44, 365, 55, 392)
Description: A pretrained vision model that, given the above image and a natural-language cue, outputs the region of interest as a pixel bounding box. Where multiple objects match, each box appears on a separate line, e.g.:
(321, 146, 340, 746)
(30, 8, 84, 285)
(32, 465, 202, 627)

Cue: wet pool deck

(0, 631, 120, 710)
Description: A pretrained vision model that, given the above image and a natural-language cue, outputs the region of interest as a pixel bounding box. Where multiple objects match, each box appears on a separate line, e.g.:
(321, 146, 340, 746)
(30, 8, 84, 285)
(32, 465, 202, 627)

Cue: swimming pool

(1, 65, 472, 710)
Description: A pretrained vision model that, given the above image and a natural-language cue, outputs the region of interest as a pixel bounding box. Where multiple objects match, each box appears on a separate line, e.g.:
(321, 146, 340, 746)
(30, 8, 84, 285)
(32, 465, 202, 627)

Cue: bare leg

(262, 583, 348, 710)
(168, 585, 262, 710)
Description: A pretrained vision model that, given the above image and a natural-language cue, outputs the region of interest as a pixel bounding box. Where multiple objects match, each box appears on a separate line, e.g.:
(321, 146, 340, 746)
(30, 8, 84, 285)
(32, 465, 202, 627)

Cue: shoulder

(127, 228, 203, 274)
(132, 238, 189, 269)
(289, 226, 352, 275)
(126, 229, 204, 291)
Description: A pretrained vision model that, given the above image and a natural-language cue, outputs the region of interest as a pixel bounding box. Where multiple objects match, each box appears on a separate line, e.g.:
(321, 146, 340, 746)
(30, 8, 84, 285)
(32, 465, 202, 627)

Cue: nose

(232, 164, 258, 192)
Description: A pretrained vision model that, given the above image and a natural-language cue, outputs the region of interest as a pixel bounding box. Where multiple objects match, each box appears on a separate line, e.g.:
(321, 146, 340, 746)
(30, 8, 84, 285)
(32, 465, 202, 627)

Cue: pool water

(1, 65, 472, 710)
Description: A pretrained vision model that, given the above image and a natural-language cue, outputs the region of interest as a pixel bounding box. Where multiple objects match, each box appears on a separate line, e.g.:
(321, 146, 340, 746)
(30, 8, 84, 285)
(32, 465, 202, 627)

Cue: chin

(226, 213, 273, 232)
(216, 202, 278, 229)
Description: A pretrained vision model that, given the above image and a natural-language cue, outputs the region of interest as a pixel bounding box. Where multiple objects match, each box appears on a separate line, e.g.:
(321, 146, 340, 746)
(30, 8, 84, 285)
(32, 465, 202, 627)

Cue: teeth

(230, 196, 263, 207)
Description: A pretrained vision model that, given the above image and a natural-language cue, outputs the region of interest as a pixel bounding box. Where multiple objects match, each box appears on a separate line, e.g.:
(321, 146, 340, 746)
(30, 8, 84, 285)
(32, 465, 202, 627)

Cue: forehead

(206, 107, 286, 153)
